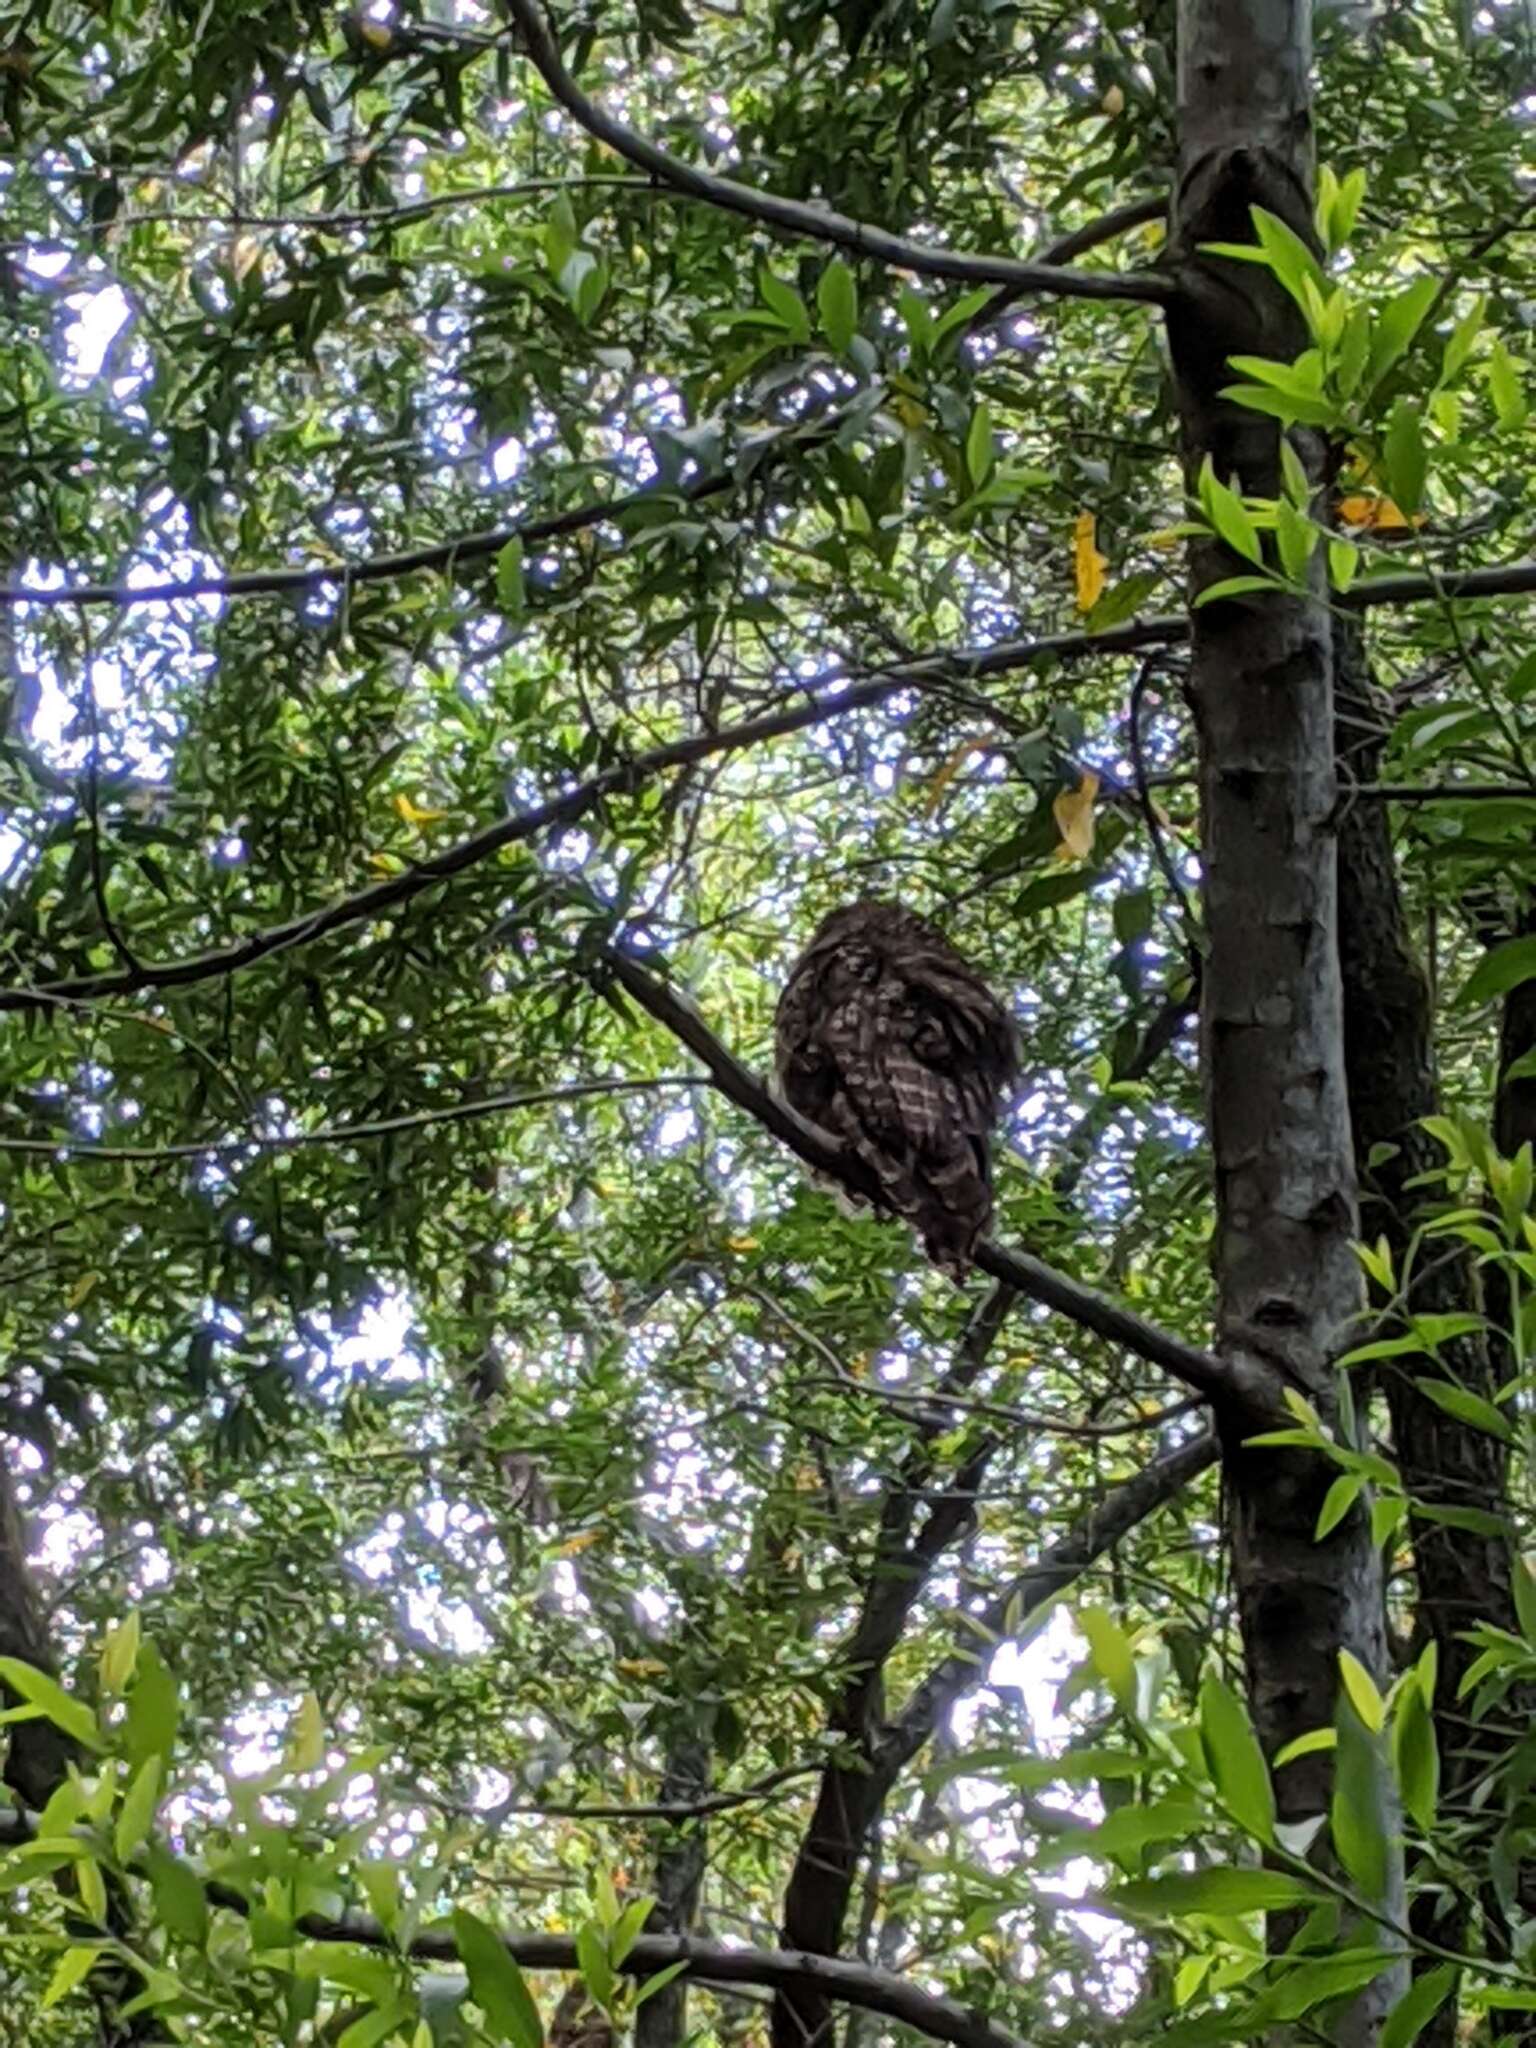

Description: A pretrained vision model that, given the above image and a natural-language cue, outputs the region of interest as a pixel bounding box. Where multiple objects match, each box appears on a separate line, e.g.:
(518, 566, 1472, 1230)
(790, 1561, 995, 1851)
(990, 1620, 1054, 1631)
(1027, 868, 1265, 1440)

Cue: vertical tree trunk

(1167, 5, 1402, 2032)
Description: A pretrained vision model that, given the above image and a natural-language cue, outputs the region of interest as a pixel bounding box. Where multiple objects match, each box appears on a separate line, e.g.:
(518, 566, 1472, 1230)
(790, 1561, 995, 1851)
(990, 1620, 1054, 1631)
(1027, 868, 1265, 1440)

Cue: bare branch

(0, 1075, 701, 1164)
(881, 1428, 1218, 1774)
(504, 0, 1170, 307)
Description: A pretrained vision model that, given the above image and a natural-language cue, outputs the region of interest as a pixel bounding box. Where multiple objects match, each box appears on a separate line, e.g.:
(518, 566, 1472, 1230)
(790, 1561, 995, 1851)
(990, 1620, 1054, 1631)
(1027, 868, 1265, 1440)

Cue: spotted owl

(773, 900, 1020, 1278)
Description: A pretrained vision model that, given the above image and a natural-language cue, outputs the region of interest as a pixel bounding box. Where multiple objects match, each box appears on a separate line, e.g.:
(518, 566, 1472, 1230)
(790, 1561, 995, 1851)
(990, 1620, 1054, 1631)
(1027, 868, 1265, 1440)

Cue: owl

(773, 899, 1020, 1279)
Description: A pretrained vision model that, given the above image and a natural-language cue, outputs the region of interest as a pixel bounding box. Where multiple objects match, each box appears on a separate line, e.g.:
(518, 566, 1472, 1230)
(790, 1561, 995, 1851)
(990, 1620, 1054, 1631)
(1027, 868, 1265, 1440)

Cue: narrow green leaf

(633, 1959, 691, 2008)
(1412, 1378, 1513, 1444)
(758, 269, 811, 343)
(1316, 1473, 1364, 1540)
(1194, 574, 1283, 606)
(1199, 1673, 1276, 1843)
(1331, 1697, 1389, 1900)
(1077, 1606, 1138, 1714)
(1488, 337, 1528, 430)
(576, 1920, 616, 2007)
(1367, 277, 1439, 389)
(452, 1910, 543, 2048)
(115, 1755, 162, 1863)
(1439, 294, 1485, 385)
(124, 1643, 179, 1772)
(1105, 1867, 1320, 1918)
(1382, 401, 1428, 516)
(1458, 938, 1536, 1007)
(816, 260, 858, 354)
(1219, 382, 1338, 426)
(964, 403, 994, 489)
(144, 1842, 209, 1947)
(1392, 1677, 1439, 1832)
(496, 539, 526, 619)
(609, 1894, 654, 1967)
(1271, 1951, 1399, 2020)
(1380, 1964, 1456, 2048)
(99, 1615, 141, 1696)
(41, 1945, 100, 2010)
(0, 1658, 101, 1751)
(1338, 1650, 1385, 1733)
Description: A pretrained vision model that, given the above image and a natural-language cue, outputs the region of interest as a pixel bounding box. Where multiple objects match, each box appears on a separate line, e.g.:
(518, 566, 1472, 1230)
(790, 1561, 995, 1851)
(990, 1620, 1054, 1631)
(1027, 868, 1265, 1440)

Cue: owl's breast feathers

(773, 901, 1019, 1278)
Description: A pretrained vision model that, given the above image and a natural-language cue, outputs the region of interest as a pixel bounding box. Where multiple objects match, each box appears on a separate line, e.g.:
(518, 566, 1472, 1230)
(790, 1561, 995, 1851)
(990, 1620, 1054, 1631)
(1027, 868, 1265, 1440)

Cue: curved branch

(504, 0, 1170, 307)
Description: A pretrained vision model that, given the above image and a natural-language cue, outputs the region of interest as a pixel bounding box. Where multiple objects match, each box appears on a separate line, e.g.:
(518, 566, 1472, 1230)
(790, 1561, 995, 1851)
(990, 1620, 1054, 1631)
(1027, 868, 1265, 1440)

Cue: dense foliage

(0, 1, 1533, 2043)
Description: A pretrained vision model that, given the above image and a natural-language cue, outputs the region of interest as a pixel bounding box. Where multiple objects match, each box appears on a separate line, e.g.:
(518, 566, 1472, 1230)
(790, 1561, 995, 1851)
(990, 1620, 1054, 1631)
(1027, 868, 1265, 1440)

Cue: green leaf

(99, 1615, 141, 1695)
(452, 1910, 543, 2048)
(1458, 938, 1536, 1007)
(1274, 499, 1317, 581)
(1316, 1473, 1364, 1540)
(1411, 1378, 1513, 1444)
(1087, 569, 1163, 631)
(1197, 465, 1263, 565)
(1382, 401, 1428, 517)
(1380, 1966, 1457, 2048)
(633, 1959, 691, 2007)
(1219, 382, 1339, 427)
(1331, 1695, 1389, 1900)
(544, 194, 578, 277)
(609, 1894, 654, 1967)
(115, 1755, 162, 1863)
(1438, 294, 1485, 385)
(1077, 1606, 1138, 1714)
(1194, 574, 1283, 606)
(124, 1643, 179, 1772)
(1366, 276, 1439, 390)
(1338, 1650, 1385, 1734)
(816, 260, 858, 354)
(1199, 1673, 1276, 1843)
(964, 403, 994, 489)
(144, 1842, 209, 1947)
(496, 539, 526, 619)
(576, 1920, 616, 2007)
(1487, 336, 1528, 430)
(41, 1944, 101, 2011)
(1270, 1951, 1400, 2020)
(1392, 1677, 1438, 1832)
(0, 1658, 101, 1751)
(758, 269, 811, 343)
(1105, 1867, 1320, 1919)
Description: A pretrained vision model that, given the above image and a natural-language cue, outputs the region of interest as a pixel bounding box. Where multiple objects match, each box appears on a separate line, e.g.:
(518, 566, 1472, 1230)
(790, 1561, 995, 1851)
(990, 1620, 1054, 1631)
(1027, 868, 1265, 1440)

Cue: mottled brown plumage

(773, 900, 1019, 1279)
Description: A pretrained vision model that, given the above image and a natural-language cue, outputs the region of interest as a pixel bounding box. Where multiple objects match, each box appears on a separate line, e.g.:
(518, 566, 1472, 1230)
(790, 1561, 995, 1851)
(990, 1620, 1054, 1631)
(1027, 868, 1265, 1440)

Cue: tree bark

(1168, 4, 1402, 2032)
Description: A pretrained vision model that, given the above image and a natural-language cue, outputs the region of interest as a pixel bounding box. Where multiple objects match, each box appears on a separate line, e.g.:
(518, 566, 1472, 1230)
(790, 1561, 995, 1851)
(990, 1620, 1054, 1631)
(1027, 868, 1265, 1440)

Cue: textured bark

(1334, 620, 1535, 2041)
(1168, 5, 1402, 2032)
(634, 1733, 712, 2048)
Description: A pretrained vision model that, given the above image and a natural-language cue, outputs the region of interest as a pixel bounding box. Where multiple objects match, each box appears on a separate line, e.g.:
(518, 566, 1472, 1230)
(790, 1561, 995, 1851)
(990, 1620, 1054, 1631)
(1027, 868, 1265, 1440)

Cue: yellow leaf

(615, 1659, 667, 1678)
(394, 793, 448, 827)
(229, 234, 263, 282)
(1052, 771, 1099, 863)
(891, 394, 926, 430)
(1073, 511, 1107, 612)
(1335, 493, 1423, 533)
(67, 1271, 99, 1310)
(368, 852, 404, 874)
(558, 1529, 605, 1556)
(726, 1236, 758, 1253)
(359, 19, 394, 48)
(1141, 527, 1184, 551)
(847, 1351, 872, 1380)
(921, 740, 981, 817)
(1100, 83, 1125, 115)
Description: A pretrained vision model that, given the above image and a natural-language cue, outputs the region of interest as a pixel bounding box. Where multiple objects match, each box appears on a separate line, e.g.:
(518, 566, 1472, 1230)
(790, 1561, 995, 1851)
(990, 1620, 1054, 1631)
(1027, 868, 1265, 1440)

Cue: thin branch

(880, 1429, 1218, 1775)
(504, 0, 1170, 307)
(0, 1075, 700, 1163)
(0, 618, 1178, 1017)
(1033, 194, 1168, 266)
(594, 941, 1272, 1415)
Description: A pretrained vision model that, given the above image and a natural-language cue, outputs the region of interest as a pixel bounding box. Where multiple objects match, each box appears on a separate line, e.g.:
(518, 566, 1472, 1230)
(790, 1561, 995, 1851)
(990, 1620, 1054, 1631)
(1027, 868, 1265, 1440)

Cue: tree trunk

(1168, 3, 1402, 2032)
